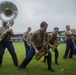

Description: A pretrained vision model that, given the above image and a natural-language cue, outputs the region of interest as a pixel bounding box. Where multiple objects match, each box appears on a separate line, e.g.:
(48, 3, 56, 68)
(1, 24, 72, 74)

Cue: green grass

(0, 43, 76, 75)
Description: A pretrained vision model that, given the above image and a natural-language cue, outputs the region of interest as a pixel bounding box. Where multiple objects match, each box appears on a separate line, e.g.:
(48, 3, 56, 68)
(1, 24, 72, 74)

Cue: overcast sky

(0, 0, 76, 33)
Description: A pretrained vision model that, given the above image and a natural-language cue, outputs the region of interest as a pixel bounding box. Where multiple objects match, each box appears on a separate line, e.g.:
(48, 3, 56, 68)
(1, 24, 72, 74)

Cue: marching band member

(63, 25, 74, 59)
(43, 27, 59, 65)
(71, 29, 76, 55)
(0, 21, 18, 67)
(22, 27, 31, 56)
(17, 21, 55, 72)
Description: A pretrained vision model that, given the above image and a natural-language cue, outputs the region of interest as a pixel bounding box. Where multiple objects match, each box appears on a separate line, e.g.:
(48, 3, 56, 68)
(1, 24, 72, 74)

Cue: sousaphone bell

(0, 1, 18, 22)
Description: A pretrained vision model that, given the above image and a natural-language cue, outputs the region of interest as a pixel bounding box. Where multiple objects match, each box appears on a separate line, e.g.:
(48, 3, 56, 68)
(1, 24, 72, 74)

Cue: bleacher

(12, 31, 65, 43)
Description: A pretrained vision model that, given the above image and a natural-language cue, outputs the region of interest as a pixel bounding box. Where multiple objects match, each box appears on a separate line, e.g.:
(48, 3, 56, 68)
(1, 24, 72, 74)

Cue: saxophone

(35, 35, 53, 60)
(51, 37, 59, 51)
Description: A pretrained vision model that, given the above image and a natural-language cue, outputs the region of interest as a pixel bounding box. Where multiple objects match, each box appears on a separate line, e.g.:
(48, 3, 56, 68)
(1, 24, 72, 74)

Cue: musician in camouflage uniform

(22, 27, 31, 56)
(17, 21, 55, 72)
(0, 22, 18, 67)
(63, 25, 74, 59)
(43, 27, 59, 65)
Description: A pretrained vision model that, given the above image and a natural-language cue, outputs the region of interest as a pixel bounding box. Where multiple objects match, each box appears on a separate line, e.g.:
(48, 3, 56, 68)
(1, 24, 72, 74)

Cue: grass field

(0, 43, 76, 75)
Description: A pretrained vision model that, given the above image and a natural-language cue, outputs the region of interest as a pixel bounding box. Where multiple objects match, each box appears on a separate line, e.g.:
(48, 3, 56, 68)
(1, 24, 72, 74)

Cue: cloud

(0, 0, 76, 33)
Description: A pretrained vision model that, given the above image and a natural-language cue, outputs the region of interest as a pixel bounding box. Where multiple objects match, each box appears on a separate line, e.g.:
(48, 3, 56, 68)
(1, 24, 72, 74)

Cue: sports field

(0, 43, 76, 75)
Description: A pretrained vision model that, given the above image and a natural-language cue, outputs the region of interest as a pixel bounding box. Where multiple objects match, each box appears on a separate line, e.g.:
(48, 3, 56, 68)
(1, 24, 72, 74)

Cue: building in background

(12, 31, 65, 43)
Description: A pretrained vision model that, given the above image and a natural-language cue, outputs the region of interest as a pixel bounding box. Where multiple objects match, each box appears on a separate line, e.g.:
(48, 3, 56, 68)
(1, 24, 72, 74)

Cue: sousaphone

(0, 1, 18, 42)
(0, 1, 18, 22)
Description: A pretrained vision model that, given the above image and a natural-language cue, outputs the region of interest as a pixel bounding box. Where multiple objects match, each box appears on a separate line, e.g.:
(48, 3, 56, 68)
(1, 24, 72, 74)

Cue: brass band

(0, 1, 76, 73)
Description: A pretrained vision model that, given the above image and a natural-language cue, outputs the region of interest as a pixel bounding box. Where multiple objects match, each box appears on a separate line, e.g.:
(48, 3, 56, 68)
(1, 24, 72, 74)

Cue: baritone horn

(0, 1, 18, 22)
